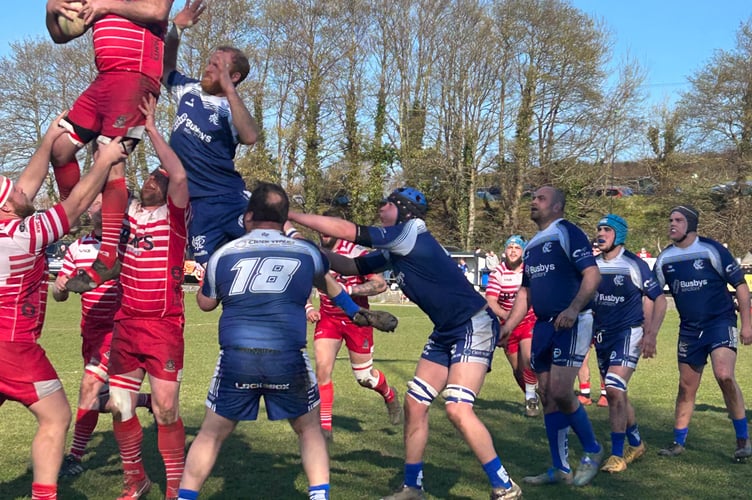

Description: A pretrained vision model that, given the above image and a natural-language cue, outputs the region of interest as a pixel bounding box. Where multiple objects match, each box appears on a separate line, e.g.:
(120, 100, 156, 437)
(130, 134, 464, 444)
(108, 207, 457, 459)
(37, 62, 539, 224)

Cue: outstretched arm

(162, 0, 206, 85)
(16, 113, 68, 200)
(60, 138, 126, 227)
(139, 95, 189, 208)
(288, 212, 358, 242)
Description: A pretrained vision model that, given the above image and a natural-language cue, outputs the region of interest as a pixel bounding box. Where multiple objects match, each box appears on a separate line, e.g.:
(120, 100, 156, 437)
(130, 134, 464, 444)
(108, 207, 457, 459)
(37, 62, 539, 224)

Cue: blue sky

(571, 0, 752, 106)
(2, 1, 751, 107)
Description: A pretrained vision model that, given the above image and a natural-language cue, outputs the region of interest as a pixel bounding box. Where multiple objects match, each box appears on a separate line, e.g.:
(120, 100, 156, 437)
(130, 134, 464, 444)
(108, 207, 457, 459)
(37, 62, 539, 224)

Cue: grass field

(2, 294, 751, 499)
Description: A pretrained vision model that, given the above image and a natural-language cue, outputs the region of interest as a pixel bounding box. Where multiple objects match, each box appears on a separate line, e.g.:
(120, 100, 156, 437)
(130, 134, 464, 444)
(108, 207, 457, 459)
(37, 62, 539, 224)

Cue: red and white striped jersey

(60, 232, 120, 331)
(319, 239, 371, 320)
(92, 13, 167, 82)
(485, 261, 536, 322)
(0, 205, 69, 343)
(115, 198, 188, 320)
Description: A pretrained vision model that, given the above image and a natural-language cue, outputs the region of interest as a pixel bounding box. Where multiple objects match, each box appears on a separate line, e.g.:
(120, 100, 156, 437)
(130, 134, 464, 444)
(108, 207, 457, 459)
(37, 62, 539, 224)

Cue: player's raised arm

(163, 0, 206, 85)
(139, 95, 189, 209)
(16, 113, 68, 200)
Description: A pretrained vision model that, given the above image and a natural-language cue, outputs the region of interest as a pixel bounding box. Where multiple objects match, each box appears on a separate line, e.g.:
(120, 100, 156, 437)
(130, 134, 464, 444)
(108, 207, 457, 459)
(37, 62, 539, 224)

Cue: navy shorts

(594, 326, 642, 377)
(677, 324, 738, 367)
(206, 348, 319, 421)
(421, 308, 498, 370)
(531, 310, 593, 372)
(189, 192, 249, 265)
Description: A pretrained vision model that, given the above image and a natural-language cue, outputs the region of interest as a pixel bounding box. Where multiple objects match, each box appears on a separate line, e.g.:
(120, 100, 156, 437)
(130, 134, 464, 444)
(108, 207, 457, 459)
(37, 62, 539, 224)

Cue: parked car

(476, 186, 501, 202)
(45, 241, 66, 277)
(710, 180, 752, 196)
(592, 186, 633, 197)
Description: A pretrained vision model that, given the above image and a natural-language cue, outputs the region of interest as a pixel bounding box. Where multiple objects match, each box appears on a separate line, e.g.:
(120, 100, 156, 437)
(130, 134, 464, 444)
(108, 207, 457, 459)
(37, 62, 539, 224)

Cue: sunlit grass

(1, 293, 751, 499)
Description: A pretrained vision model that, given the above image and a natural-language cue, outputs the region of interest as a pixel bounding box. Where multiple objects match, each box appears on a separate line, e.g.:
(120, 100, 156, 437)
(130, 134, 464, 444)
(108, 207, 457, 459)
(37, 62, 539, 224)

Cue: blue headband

(505, 235, 526, 249)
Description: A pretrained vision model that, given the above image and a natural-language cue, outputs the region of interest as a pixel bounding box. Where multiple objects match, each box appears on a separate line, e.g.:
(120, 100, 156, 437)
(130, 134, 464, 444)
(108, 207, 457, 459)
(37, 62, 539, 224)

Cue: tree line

(1, 0, 751, 253)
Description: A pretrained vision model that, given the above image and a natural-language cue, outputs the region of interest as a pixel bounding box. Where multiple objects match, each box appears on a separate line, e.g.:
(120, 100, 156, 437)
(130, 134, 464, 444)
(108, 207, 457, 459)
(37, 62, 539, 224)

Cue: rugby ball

(57, 2, 87, 37)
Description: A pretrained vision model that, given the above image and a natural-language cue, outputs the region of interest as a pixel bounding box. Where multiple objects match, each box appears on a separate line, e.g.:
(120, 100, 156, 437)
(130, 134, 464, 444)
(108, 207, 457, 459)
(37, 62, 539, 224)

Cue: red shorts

(82, 328, 113, 382)
(110, 316, 184, 382)
(504, 316, 535, 355)
(67, 71, 160, 143)
(314, 314, 374, 355)
(0, 342, 63, 407)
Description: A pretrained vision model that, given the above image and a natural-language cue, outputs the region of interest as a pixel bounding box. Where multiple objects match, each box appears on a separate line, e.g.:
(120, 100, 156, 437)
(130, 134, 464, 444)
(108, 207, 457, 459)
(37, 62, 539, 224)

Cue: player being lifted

(45, 0, 173, 292)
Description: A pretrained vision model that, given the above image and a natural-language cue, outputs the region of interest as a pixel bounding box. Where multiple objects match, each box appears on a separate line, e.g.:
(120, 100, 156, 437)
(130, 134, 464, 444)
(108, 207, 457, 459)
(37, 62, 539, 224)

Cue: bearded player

(308, 211, 402, 441)
(45, 0, 173, 292)
(485, 235, 539, 417)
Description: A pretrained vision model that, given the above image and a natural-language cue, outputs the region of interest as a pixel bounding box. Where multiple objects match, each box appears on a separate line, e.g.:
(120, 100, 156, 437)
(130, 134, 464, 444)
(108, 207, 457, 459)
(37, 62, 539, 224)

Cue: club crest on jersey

(543, 242, 553, 253)
(613, 275, 624, 286)
(112, 115, 127, 129)
(192, 235, 206, 252)
(21, 302, 36, 318)
(209, 112, 219, 126)
(171, 266, 183, 281)
(693, 259, 704, 271)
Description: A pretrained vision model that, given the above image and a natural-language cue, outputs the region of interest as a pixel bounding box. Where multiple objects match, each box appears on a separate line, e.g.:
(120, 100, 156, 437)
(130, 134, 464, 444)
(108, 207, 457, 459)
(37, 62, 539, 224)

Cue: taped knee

(441, 384, 477, 406)
(406, 377, 439, 405)
(605, 372, 628, 392)
(352, 363, 379, 389)
(109, 386, 135, 420)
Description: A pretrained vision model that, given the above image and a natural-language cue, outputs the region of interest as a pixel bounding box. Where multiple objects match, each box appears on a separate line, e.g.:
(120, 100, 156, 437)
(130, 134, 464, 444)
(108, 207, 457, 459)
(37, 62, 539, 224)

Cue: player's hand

(740, 324, 752, 346)
(138, 94, 158, 133)
(48, 0, 83, 21)
(640, 332, 657, 358)
(43, 112, 70, 144)
(218, 53, 236, 94)
(496, 328, 510, 348)
(306, 310, 320, 323)
(97, 136, 129, 165)
(80, 0, 109, 26)
(553, 306, 578, 331)
(174, 0, 206, 30)
(52, 274, 70, 301)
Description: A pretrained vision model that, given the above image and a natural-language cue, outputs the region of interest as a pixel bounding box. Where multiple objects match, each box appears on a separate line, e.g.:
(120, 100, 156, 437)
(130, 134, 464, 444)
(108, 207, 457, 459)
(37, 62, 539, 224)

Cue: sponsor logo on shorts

(234, 383, 290, 390)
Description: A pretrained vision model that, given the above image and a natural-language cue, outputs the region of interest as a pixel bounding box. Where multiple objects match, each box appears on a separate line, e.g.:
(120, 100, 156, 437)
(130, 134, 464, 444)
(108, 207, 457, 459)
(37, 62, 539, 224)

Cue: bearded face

(10, 196, 35, 219)
(200, 75, 223, 95)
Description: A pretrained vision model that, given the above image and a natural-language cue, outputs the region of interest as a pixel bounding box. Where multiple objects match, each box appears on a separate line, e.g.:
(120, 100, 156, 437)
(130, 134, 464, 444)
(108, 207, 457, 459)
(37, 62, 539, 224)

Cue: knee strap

(352, 360, 379, 388)
(441, 384, 477, 406)
(108, 375, 142, 420)
(605, 372, 627, 392)
(407, 376, 439, 405)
